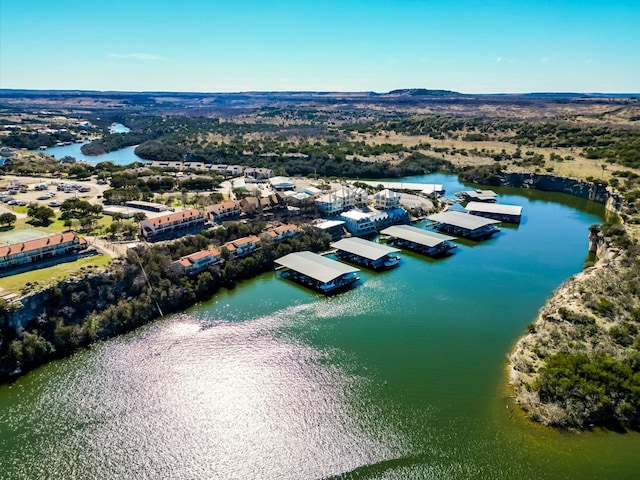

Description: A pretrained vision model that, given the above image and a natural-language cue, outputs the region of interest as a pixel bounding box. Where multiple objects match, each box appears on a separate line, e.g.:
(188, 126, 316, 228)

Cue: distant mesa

(385, 88, 462, 97)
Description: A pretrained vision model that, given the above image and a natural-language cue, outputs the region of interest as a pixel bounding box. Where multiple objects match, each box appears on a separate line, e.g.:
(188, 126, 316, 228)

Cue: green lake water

(1, 174, 638, 479)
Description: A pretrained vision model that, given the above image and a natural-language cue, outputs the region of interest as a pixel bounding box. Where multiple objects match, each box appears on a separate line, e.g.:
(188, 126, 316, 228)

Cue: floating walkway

(427, 211, 500, 240)
(380, 225, 457, 257)
(331, 237, 401, 270)
(465, 201, 523, 224)
(275, 251, 360, 294)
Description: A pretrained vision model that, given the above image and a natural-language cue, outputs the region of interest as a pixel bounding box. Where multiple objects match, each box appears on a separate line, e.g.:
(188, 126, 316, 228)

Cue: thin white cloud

(495, 57, 503, 63)
(540, 57, 551, 63)
(109, 53, 168, 62)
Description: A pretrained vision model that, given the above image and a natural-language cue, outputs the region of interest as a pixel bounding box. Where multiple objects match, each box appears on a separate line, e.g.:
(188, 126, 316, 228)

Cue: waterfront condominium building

(140, 208, 207, 240)
(171, 248, 223, 275)
(0, 232, 87, 271)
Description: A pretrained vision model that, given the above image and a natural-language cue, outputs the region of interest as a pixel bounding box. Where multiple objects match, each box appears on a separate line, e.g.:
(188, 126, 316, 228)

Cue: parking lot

(0, 175, 107, 214)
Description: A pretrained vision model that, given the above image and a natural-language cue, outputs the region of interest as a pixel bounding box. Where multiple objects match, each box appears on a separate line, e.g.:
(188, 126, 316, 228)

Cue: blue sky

(1, 0, 638, 93)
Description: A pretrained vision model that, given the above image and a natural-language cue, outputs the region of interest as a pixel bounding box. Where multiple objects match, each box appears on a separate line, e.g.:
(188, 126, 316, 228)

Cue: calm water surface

(1, 174, 638, 479)
(38, 125, 142, 165)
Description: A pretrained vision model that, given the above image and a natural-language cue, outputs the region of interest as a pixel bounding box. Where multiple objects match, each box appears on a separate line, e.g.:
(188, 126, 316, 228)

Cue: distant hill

(386, 88, 463, 97)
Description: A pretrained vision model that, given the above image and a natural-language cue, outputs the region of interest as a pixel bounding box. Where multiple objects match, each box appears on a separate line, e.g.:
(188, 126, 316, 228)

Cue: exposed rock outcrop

(509, 232, 640, 428)
(499, 173, 623, 212)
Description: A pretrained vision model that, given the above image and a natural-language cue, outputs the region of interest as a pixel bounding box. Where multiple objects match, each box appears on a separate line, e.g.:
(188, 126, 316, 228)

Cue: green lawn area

(10, 214, 113, 235)
(12, 206, 28, 215)
(0, 255, 112, 294)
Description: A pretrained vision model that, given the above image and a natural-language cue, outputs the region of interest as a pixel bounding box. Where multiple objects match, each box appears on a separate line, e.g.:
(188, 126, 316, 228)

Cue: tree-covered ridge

(0, 130, 77, 150)
(80, 115, 281, 156)
(76, 112, 455, 178)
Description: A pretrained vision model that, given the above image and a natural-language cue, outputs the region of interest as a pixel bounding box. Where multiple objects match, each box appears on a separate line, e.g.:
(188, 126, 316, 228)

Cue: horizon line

(1, 88, 640, 97)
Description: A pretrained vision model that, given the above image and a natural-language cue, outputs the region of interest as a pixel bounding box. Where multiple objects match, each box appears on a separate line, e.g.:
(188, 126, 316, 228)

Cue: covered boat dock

(455, 189, 497, 203)
(356, 181, 445, 197)
(427, 210, 500, 240)
(465, 201, 523, 224)
(275, 251, 360, 294)
(380, 225, 457, 257)
(331, 237, 401, 270)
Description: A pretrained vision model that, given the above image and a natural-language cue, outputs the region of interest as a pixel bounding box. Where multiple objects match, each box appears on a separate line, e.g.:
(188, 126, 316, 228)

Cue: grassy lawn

(9, 214, 114, 235)
(0, 255, 112, 295)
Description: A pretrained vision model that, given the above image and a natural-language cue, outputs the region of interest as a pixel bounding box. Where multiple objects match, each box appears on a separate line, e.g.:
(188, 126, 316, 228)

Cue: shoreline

(2, 170, 633, 429)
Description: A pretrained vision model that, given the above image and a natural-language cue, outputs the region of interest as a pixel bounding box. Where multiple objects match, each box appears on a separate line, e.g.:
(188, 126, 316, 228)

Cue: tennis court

(0, 229, 49, 245)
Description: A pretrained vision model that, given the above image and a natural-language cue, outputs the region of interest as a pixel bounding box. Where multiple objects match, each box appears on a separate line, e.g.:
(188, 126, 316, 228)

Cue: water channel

(0, 173, 638, 479)
(37, 124, 144, 165)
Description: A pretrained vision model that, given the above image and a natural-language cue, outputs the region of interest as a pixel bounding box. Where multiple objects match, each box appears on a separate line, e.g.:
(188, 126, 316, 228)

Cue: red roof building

(171, 248, 222, 275)
(140, 208, 206, 240)
(262, 224, 299, 242)
(0, 232, 87, 270)
(205, 201, 240, 223)
(223, 235, 261, 258)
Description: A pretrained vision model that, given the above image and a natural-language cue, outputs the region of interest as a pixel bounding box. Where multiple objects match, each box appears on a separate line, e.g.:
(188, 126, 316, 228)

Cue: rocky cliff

(509, 227, 640, 428)
(499, 173, 623, 212)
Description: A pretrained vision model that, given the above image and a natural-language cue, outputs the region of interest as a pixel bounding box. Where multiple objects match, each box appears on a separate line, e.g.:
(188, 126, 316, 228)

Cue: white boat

(383, 255, 401, 269)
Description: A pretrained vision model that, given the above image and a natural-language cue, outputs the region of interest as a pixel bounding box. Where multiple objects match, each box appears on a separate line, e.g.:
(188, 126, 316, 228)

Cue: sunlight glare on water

(1, 303, 412, 480)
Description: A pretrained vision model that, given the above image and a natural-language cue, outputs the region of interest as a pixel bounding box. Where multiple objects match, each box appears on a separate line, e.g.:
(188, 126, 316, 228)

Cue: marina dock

(465, 201, 523, 224)
(455, 189, 497, 203)
(330, 237, 401, 270)
(427, 211, 500, 240)
(354, 181, 445, 196)
(380, 225, 457, 257)
(275, 251, 360, 294)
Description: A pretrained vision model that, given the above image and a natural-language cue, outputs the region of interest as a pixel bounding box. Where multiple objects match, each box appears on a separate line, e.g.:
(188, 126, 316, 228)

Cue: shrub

(535, 352, 640, 427)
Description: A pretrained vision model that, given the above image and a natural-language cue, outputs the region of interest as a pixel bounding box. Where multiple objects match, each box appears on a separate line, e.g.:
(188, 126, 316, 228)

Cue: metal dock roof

(355, 180, 444, 195)
(427, 210, 500, 230)
(380, 225, 455, 247)
(465, 202, 523, 216)
(275, 251, 360, 283)
(330, 237, 400, 261)
(314, 220, 345, 229)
